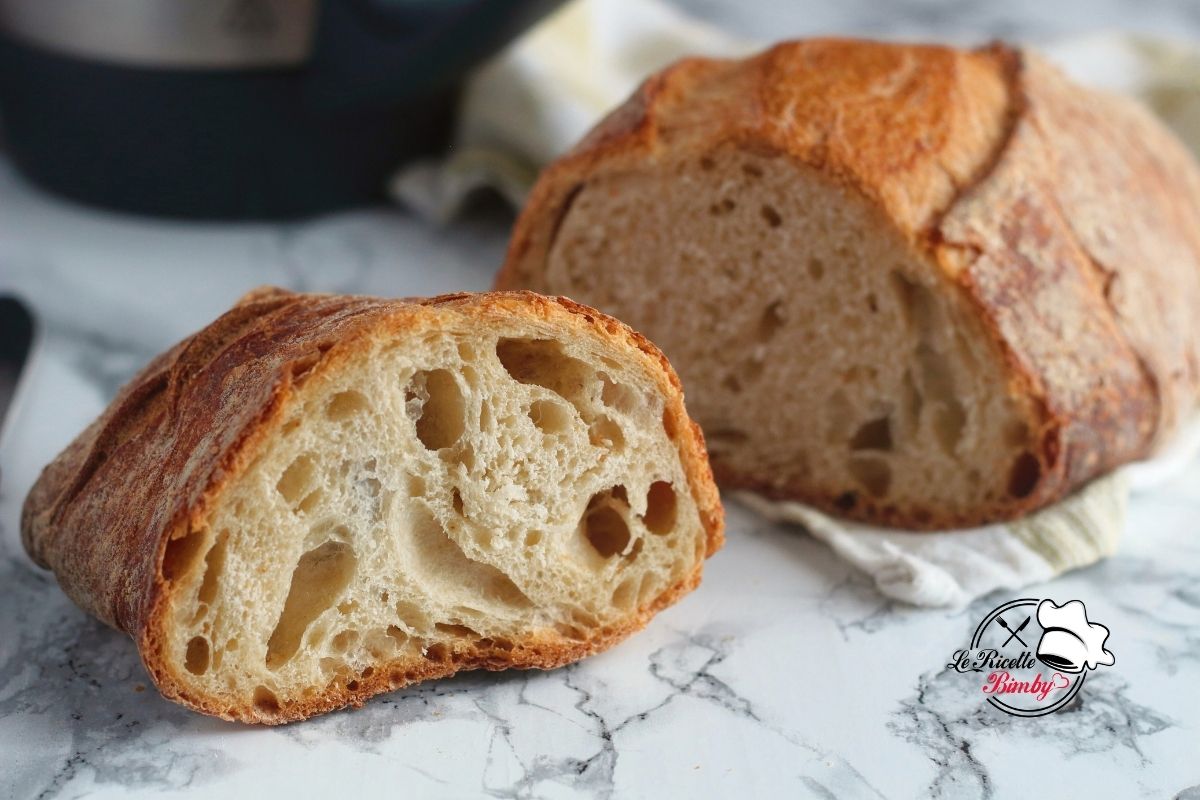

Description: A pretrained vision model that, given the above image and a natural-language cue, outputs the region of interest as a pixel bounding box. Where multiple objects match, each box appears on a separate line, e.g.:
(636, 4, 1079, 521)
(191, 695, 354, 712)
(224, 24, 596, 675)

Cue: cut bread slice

(21, 289, 723, 724)
(499, 39, 1200, 529)
(531, 159, 1035, 526)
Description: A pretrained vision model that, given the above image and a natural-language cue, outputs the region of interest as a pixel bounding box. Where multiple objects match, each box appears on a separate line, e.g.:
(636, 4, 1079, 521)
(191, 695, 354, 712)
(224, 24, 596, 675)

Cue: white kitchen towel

(391, 2, 1200, 607)
(738, 420, 1200, 609)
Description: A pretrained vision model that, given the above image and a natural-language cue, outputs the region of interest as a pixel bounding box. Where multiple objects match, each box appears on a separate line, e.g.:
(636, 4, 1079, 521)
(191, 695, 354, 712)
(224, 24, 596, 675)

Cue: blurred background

(4, 0, 1200, 498)
(677, 0, 1200, 41)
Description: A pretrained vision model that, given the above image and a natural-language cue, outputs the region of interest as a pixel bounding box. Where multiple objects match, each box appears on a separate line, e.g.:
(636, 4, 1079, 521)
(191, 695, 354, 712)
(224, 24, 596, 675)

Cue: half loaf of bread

(498, 38, 1200, 529)
(22, 289, 723, 723)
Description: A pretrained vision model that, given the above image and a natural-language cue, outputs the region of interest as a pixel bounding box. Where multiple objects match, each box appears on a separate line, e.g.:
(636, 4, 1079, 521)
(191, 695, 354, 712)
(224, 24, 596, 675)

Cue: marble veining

(5, 0, 1200, 792)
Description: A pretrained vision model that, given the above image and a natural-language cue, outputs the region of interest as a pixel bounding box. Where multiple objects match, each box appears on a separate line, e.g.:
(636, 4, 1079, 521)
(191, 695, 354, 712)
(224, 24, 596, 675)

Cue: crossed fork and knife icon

(995, 615, 1031, 648)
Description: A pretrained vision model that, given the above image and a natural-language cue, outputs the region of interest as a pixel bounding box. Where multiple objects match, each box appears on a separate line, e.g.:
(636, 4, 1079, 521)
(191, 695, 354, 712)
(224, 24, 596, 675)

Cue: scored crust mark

(499, 37, 1200, 529)
(22, 289, 723, 724)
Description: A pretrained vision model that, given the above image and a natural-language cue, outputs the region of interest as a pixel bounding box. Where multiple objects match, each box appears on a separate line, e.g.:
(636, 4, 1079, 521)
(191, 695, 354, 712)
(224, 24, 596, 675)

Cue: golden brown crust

(22, 289, 723, 724)
(498, 37, 1200, 528)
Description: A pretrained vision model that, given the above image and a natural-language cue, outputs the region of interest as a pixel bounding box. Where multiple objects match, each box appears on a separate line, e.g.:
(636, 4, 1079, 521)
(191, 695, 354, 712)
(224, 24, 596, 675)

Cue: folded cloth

(392, 3, 1200, 607)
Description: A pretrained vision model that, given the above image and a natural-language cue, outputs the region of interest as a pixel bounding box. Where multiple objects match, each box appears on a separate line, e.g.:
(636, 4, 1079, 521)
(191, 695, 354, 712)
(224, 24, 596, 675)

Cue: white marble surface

(4, 2, 1200, 797)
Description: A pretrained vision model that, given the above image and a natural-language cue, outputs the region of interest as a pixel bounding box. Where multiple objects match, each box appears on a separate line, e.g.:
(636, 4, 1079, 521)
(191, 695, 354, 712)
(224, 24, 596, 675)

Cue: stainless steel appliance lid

(0, 0, 317, 68)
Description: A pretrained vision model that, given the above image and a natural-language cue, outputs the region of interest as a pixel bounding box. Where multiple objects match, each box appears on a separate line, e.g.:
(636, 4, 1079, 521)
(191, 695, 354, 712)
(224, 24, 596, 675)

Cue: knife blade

(0, 295, 36, 484)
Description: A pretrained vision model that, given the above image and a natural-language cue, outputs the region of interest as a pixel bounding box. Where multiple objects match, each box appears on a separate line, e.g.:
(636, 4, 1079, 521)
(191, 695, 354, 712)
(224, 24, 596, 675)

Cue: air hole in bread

(277, 454, 317, 505)
(589, 415, 625, 449)
(642, 481, 677, 534)
(305, 620, 330, 648)
(297, 489, 324, 515)
(253, 686, 281, 714)
(709, 198, 736, 216)
(326, 390, 370, 422)
(1008, 451, 1041, 499)
(581, 488, 632, 558)
(266, 540, 358, 669)
(612, 576, 637, 609)
(162, 527, 208, 582)
(330, 629, 357, 654)
(197, 532, 228, 605)
(848, 457, 892, 498)
(757, 301, 785, 343)
(934, 401, 967, 455)
(409, 503, 532, 607)
(556, 623, 588, 641)
(185, 636, 210, 675)
(900, 277, 939, 340)
(584, 507, 630, 557)
(394, 600, 430, 633)
(915, 344, 955, 404)
(636, 574, 660, 606)
(807, 257, 825, 281)
(850, 416, 893, 451)
(435, 622, 479, 639)
(721, 374, 742, 393)
(572, 608, 599, 629)
(496, 338, 594, 410)
(600, 376, 640, 414)
(409, 369, 466, 450)
(529, 399, 573, 435)
(524, 530, 543, 548)
(451, 488, 464, 515)
(760, 204, 782, 227)
(289, 352, 322, 384)
(425, 643, 450, 662)
(385, 625, 408, 648)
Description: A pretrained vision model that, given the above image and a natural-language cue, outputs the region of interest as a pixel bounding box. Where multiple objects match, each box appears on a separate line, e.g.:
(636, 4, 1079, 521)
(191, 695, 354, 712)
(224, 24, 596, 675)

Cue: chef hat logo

(1035, 600, 1115, 673)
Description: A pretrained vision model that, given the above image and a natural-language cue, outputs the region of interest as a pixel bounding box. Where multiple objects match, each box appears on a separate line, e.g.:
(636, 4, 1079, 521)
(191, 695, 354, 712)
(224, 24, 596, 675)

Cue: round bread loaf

(499, 38, 1200, 529)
